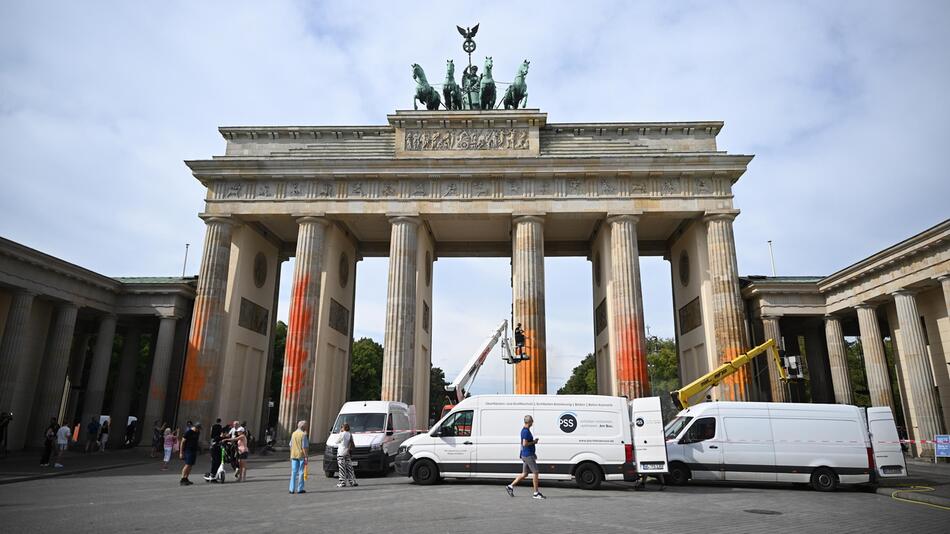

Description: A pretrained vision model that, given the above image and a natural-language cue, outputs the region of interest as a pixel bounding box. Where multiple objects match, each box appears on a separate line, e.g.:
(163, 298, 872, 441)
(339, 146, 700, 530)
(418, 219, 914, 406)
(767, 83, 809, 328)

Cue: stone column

(705, 213, 751, 400)
(0, 290, 36, 412)
(512, 215, 547, 394)
(760, 316, 788, 402)
(63, 333, 92, 424)
(939, 276, 950, 318)
(178, 216, 236, 428)
(30, 303, 78, 440)
(893, 290, 941, 456)
(856, 304, 895, 409)
(381, 216, 420, 403)
(109, 324, 141, 447)
(278, 216, 329, 442)
(606, 215, 649, 398)
(823, 315, 853, 405)
(142, 314, 179, 428)
(80, 314, 117, 425)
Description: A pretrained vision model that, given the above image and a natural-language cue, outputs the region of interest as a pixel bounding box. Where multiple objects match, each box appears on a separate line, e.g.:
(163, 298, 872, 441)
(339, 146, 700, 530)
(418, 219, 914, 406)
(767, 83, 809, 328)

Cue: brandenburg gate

(178, 108, 755, 443)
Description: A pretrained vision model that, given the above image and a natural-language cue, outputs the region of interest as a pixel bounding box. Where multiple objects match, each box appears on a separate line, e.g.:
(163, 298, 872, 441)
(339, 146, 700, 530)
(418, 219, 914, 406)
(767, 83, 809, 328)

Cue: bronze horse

(502, 60, 530, 109)
(412, 64, 442, 111)
(479, 56, 496, 110)
(443, 60, 462, 111)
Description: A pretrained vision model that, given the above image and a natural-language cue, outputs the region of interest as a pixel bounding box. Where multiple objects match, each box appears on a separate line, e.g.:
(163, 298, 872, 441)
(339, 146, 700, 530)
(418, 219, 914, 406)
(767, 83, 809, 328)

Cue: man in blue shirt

(506, 415, 545, 499)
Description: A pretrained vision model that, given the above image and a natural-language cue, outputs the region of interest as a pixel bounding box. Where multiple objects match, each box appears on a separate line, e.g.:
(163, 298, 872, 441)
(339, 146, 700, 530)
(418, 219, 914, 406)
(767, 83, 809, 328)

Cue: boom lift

(670, 338, 802, 410)
(440, 320, 527, 419)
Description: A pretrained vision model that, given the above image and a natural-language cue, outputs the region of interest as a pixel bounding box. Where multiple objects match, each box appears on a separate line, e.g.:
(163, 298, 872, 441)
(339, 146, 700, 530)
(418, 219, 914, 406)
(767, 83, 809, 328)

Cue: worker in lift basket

(514, 323, 526, 358)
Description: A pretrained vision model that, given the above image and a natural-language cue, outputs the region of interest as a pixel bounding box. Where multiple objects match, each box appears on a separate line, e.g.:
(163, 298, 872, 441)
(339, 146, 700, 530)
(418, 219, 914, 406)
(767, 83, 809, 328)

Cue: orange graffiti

(614, 315, 650, 398)
(514, 324, 546, 394)
(180, 303, 209, 402)
(282, 274, 313, 396)
(720, 345, 751, 401)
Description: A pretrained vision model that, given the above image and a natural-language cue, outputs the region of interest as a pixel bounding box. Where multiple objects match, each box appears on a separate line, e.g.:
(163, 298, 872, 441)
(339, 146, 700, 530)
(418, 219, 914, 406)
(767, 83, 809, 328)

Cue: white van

(324, 401, 414, 477)
(663, 401, 906, 491)
(394, 394, 667, 489)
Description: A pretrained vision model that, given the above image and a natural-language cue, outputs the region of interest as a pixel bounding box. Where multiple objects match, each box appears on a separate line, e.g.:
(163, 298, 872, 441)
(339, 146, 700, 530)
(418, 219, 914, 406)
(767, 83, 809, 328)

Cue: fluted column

(0, 290, 36, 412)
(893, 290, 940, 456)
(761, 316, 788, 402)
(939, 276, 950, 318)
(178, 216, 236, 427)
(278, 216, 329, 443)
(381, 216, 420, 403)
(856, 304, 894, 409)
(824, 315, 853, 404)
(705, 213, 751, 400)
(29, 303, 78, 444)
(512, 215, 547, 394)
(142, 314, 179, 428)
(80, 314, 117, 425)
(109, 324, 141, 447)
(606, 215, 649, 398)
(63, 333, 92, 424)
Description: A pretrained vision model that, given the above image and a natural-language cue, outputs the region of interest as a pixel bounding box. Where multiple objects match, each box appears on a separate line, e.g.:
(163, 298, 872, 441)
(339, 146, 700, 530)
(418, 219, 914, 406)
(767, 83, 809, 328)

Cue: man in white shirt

(54, 421, 70, 468)
(335, 423, 357, 488)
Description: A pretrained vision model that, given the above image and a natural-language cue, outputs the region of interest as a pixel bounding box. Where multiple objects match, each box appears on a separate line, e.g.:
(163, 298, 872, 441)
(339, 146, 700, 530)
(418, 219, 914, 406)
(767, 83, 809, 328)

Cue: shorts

(521, 455, 539, 475)
(183, 449, 197, 466)
(238, 452, 248, 460)
(57, 443, 68, 452)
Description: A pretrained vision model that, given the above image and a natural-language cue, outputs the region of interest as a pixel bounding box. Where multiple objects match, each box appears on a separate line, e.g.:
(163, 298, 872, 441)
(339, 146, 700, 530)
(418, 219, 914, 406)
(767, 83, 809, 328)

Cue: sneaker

(180, 479, 193, 486)
(39, 463, 48, 467)
(506, 485, 514, 497)
(54, 464, 63, 468)
(532, 492, 546, 500)
(298, 490, 306, 494)
(350, 483, 358, 487)
(336, 483, 346, 488)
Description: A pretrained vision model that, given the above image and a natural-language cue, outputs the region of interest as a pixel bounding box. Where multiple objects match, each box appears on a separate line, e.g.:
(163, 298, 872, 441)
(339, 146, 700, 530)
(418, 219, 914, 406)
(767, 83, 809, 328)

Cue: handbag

(303, 463, 309, 481)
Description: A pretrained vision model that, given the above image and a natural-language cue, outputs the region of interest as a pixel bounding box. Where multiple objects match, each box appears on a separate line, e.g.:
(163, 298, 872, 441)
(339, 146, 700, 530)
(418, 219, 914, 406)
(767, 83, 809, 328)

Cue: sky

(2, 1, 948, 394)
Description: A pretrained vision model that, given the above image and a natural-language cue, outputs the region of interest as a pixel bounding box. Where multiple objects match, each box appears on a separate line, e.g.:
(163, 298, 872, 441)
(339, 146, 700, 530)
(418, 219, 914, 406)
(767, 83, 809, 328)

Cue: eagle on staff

(457, 23, 479, 42)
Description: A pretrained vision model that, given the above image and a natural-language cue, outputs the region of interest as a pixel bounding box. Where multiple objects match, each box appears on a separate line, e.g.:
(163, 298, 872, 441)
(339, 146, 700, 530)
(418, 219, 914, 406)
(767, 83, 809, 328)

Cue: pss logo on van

(559, 412, 578, 433)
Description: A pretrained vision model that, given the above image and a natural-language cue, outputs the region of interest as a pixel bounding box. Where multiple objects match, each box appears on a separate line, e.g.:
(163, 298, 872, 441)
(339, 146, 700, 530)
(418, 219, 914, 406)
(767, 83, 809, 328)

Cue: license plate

(350, 461, 358, 467)
(640, 462, 665, 471)
(881, 466, 902, 474)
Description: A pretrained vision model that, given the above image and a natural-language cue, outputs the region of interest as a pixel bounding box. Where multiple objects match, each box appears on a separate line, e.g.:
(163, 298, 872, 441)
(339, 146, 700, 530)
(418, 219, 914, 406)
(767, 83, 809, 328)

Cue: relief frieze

(404, 128, 529, 151)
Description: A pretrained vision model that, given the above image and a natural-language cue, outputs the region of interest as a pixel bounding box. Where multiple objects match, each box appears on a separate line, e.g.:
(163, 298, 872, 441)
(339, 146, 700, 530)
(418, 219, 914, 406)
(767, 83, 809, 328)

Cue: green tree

(349, 337, 384, 401)
(266, 321, 287, 428)
(428, 365, 449, 427)
(557, 353, 597, 394)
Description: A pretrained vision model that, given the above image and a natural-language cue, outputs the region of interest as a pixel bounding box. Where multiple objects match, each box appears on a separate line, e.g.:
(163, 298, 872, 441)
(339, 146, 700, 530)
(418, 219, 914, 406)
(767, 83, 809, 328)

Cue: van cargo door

(867, 407, 906, 478)
(630, 397, 669, 474)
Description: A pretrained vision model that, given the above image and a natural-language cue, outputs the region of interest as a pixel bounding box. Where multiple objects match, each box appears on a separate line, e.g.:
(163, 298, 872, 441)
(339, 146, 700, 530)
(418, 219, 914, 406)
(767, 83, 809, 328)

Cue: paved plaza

(0, 452, 946, 533)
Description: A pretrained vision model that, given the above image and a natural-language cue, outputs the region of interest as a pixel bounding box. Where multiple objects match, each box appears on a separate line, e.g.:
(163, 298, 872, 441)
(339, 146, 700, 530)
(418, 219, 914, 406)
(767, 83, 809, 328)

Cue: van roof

(678, 401, 862, 417)
(339, 400, 407, 414)
(456, 394, 626, 409)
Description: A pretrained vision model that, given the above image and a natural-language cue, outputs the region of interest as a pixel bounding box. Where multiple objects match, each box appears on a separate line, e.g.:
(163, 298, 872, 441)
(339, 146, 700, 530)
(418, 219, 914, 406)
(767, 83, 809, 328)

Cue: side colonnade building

(0, 237, 195, 451)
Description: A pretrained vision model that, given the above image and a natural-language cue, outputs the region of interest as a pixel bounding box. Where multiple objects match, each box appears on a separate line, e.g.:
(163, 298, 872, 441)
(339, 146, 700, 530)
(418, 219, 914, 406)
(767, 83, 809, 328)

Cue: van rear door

(867, 407, 906, 478)
(630, 397, 668, 474)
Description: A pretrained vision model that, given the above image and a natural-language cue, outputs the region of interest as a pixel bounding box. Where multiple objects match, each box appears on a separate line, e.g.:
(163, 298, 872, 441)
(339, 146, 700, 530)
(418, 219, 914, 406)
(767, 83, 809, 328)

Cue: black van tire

(666, 462, 691, 486)
(810, 467, 838, 492)
(574, 462, 603, 490)
(411, 459, 439, 485)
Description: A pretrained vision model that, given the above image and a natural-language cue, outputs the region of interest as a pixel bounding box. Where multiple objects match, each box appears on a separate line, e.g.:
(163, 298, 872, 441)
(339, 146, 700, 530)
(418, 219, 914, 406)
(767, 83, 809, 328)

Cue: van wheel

(411, 459, 439, 485)
(574, 462, 603, 490)
(810, 467, 838, 492)
(666, 462, 690, 486)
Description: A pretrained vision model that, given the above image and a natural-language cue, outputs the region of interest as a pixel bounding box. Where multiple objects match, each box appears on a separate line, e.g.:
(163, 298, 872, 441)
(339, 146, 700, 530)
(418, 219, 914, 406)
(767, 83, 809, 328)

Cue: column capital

(12, 288, 38, 298)
(855, 302, 877, 310)
(157, 311, 182, 321)
(937, 275, 950, 283)
(56, 301, 79, 312)
(761, 314, 782, 321)
(891, 288, 918, 298)
(703, 209, 740, 223)
(295, 215, 331, 226)
(606, 213, 641, 225)
(512, 214, 545, 225)
(823, 314, 841, 322)
(199, 214, 240, 227)
(388, 215, 421, 226)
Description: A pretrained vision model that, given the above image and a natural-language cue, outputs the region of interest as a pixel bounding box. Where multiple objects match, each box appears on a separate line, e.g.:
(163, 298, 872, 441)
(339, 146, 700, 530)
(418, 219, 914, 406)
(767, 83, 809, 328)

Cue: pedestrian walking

(98, 419, 109, 451)
(0, 412, 12, 457)
(289, 420, 309, 494)
(335, 422, 357, 488)
(55, 420, 70, 468)
(84, 417, 100, 453)
(39, 417, 57, 467)
(210, 418, 222, 449)
(179, 422, 201, 486)
(151, 421, 162, 458)
(162, 428, 176, 470)
(506, 415, 545, 499)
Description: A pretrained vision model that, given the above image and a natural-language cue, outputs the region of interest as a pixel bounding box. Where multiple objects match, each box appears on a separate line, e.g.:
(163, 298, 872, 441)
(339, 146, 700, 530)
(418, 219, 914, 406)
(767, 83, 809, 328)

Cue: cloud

(3, 1, 948, 393)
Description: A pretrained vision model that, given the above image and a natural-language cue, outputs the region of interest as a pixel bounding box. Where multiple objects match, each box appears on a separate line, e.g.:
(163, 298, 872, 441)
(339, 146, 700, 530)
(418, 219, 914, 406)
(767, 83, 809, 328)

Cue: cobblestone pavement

(0, 453, 946, 533)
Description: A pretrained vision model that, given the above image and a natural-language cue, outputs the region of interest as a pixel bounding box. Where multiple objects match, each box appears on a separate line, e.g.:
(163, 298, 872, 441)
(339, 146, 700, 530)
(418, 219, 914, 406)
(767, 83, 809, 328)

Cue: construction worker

(514, 323, 526, 358)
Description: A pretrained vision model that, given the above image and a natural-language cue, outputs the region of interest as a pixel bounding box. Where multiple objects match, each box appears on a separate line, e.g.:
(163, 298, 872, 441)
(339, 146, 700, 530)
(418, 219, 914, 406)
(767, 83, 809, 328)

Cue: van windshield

(664, 416, 693, 440)
(332, 413, 386, 434)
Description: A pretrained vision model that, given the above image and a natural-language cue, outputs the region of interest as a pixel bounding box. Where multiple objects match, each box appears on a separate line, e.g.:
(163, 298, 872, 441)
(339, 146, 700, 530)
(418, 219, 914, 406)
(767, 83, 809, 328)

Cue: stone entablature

(740, 277, 826, 318)
(819, 220, 949, 312)
(0, 237, 195, 316)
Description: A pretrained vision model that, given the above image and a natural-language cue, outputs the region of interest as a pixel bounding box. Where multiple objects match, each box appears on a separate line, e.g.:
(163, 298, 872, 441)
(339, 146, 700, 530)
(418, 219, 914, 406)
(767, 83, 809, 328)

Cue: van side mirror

(386, 430, 394, 436)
